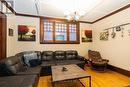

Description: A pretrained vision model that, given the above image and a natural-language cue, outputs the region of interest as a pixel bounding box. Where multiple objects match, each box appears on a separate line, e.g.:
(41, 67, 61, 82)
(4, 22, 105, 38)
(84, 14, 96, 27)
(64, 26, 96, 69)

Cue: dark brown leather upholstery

(54, 51, 65, 60)
(0, 56, 24, 75)
(41, 50, 85, 67)
(0, 56, 41, 76)
(41, 50, 85, 75)
(0, 56, 41, 87)
(41, 51, 53, 61)
(0, 75, 38, 87)
(88, 50, 109, 71)
(66, 50, 78, 60)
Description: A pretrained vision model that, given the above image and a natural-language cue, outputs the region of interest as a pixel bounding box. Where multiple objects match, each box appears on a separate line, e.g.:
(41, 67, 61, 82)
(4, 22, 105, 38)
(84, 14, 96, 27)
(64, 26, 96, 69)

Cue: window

(69, 24, 77, 41)
(43, 21, 53, 41)
(55, 22, 67, 41)
(40, 18, 80, 44)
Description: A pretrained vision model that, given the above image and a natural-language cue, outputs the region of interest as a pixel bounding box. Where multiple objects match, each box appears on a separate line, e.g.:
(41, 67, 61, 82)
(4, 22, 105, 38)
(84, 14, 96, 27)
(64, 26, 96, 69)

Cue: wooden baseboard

(108, 64, 130, 77)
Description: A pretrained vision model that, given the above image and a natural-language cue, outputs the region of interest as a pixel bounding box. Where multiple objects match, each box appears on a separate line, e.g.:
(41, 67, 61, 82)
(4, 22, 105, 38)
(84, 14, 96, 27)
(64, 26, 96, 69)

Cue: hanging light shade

(65, 11, 83, 22)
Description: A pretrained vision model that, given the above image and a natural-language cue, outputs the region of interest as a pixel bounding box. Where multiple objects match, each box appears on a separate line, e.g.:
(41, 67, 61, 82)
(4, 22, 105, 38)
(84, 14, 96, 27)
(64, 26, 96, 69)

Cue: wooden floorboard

(37, 65, 130, 87)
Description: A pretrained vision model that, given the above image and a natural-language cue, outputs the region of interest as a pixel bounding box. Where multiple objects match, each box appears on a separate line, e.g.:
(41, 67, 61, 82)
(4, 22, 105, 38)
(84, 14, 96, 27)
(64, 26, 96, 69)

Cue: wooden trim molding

(92, 4, 130, 23)
(0, 12, 7, 59)
(79, 21, 93, 24)
(108, 64, 130, 77)
(15, 13, 40, 18)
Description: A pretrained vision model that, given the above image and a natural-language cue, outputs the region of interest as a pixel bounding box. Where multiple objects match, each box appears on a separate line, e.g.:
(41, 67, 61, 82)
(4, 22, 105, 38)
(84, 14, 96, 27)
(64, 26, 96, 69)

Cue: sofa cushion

(16, 66, 41, 75)
(41, 61, 57, 67)
(0, 75, 38, 87)
(41, 60, 85, 67)
(54, 51, 65, 60)
(42, 51, 53, 61)
(0, 56, 24, 75)
(23, 53, 38, 66)
(55, 60, 85, 65)
(66, 50, 78, 60)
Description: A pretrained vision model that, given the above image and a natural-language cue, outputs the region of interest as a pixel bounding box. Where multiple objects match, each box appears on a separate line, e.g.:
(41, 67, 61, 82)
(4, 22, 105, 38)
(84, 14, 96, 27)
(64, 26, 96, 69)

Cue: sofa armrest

(77, 56, 85, 61)
(102, 59, 109, 62)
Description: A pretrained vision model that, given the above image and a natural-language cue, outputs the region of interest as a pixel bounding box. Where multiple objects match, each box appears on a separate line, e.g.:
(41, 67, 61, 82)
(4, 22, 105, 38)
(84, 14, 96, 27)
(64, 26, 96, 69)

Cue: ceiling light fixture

(64, 11, 85, 22)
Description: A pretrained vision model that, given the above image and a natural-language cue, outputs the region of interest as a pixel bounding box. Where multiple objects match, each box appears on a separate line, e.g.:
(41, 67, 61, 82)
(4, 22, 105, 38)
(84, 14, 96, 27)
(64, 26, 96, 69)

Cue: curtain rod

(104, 23, 130, 30)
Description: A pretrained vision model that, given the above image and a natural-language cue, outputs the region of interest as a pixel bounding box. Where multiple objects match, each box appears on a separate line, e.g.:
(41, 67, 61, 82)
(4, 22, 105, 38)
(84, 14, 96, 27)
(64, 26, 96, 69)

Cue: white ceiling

(8, 0, 130, 22)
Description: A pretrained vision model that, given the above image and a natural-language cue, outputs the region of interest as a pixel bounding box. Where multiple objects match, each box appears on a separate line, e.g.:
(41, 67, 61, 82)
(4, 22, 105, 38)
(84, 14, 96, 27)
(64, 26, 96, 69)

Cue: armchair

(88, 50, 109, 71)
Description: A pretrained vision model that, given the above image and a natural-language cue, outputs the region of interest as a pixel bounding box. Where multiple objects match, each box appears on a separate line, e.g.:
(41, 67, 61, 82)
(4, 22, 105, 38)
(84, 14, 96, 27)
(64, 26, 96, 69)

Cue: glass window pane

(44, 31, 53, 40)
(55, 32, 67, 41)
(69, 24, 77, 41)
(43, 21, 53, 41)
(70, 32, 76, 41)
(55, 23, 67, 41)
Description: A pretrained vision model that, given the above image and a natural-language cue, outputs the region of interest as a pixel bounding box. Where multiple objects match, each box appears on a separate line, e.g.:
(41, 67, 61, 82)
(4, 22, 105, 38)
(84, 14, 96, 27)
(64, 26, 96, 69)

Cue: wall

(6, 14, 17, 57)
(93, 7, 130, 71)
(6, 16, 93, 57)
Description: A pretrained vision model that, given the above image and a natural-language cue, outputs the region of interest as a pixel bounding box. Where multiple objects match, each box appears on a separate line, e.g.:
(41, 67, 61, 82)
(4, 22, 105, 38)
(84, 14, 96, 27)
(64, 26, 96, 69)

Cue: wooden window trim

(0, 12, 7, 60)
(40, 17, 80, 44)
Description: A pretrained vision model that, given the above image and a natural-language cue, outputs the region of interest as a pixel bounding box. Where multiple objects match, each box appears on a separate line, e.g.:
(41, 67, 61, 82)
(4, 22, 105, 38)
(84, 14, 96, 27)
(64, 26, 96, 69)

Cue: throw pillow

(29, 59, 41, 67)
(23, 53, 38, 67)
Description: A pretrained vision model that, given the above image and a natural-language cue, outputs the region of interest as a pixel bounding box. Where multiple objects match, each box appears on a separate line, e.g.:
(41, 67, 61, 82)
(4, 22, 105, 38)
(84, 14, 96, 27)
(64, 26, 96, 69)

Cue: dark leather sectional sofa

(0, 50, 85, 87)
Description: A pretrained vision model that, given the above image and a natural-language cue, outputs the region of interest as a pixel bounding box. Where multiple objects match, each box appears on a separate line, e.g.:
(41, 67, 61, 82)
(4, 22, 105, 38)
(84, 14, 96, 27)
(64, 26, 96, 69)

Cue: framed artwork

(100, 32, 108, 41)
(18, 25, 36, 41)
(9, 28, 13, 36)
(82, 30, 92, 42)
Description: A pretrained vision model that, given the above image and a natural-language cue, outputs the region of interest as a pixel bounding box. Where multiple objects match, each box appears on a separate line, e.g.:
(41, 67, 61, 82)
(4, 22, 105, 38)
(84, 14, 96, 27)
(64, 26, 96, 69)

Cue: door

(0, 12, 6, 60)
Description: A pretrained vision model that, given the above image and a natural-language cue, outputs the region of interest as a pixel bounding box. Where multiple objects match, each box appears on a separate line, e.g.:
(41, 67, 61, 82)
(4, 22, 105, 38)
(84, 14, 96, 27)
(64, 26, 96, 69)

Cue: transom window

(40, 18, 80, 44)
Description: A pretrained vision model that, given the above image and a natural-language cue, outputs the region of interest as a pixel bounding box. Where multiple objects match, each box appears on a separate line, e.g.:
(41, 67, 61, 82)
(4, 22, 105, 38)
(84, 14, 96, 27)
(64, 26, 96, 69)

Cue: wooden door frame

(0, 12, 7, 59)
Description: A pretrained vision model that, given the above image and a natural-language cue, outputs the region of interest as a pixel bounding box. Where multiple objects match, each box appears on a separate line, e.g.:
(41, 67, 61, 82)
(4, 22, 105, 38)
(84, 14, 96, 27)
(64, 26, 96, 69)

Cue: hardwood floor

(37, 65, 130, 87)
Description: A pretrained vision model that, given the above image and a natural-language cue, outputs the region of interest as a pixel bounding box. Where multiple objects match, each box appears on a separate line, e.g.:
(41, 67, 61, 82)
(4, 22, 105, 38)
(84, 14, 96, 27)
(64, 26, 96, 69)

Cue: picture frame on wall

(18, 25, 36, 41)
(100, 32, 108, 41)
(9, 28, 13, 36)
(82, 30, 92, 42)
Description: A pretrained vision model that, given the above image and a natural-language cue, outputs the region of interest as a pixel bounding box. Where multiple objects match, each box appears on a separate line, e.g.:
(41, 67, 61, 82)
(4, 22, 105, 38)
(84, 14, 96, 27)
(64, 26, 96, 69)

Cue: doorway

(0, 12, 6, 60)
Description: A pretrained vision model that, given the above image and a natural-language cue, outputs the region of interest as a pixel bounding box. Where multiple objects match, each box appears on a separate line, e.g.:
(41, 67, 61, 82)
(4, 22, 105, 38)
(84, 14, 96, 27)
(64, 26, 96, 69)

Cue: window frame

(40, 17, 80, 44)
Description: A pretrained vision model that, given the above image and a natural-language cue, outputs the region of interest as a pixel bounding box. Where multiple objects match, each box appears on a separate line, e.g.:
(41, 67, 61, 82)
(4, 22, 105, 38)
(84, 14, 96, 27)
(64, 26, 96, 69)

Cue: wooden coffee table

(51, 64, 91, 87)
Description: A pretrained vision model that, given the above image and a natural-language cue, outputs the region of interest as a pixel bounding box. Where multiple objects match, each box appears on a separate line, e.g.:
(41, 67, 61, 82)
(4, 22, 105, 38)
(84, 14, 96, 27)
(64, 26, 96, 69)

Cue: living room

(0, 0, 130, 87)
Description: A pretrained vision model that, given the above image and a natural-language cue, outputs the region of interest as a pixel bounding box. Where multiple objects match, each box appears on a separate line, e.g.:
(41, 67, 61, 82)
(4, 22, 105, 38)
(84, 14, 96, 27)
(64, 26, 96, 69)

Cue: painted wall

(6, 16, 93, 57)
(6, 14, 17, 57)
(92, 7, 130, 71)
